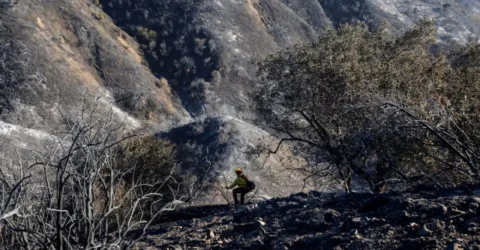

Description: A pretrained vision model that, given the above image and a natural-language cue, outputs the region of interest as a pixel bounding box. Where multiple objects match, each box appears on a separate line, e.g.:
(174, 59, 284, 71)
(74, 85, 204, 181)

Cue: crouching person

(225, 168, 255, 205)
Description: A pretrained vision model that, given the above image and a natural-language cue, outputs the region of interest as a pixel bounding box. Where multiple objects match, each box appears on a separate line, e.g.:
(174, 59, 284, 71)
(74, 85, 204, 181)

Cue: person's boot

(240, 194, 246, 205)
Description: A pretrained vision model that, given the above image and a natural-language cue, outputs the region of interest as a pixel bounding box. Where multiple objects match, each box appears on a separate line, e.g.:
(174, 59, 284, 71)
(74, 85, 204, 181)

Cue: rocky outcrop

(132, 186, 480, 249)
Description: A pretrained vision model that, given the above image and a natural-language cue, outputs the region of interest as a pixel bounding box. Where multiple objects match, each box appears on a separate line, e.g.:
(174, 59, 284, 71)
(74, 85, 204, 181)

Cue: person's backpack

(241, 174, 255, 191)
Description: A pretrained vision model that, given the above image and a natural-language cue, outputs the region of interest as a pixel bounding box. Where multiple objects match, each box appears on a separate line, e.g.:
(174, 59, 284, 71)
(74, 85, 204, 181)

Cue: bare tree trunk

(0, 98, 210, 248)
(86, 177, 94, 248)
(343, 176, 352, 193)
(55, 169, 64, 250)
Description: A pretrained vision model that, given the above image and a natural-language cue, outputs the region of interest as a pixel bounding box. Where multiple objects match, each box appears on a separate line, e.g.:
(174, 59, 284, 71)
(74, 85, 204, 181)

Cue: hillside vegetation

(1, 0, 480, 249)
(98, 0, 219, 114)
(254, 21, 480, 193)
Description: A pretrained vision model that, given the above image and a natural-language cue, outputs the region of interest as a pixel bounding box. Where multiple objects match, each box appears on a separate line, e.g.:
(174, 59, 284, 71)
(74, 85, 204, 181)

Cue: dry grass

(117, 36, 143, 63)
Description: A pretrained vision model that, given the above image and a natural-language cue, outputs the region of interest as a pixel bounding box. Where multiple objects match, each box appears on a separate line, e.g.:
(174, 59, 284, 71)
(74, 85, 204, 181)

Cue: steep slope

(99, 0, 331, 116)
(100, 0, 480, 118)
(2, 0, 480, 205)
(367, 0, 480, 44)
(0, 0, 191, 164)
(3, 0, 480, 145)
(198, 0, 330, 116)
(94, 0, 480, 202)
(160, 117, 324, 205)
(320, 0, 480, 44)
(132, 186, 480, 249)
(0, 0, 190, 133)
(0, 0, 329, 205)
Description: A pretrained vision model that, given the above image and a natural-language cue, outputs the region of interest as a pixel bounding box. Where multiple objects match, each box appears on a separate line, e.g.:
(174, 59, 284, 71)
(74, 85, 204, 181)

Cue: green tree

(116, 136, 176, 187)
(253, 20, 480, 192)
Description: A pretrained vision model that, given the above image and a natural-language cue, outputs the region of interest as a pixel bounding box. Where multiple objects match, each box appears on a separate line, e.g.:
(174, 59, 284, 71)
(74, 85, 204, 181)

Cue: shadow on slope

(132, 185, 480, 249)
(159, 116, 320, 205)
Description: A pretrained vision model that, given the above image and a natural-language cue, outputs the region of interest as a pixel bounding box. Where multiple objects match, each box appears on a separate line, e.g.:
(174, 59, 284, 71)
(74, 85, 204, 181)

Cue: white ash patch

(370, 0, 412, 25)
(0, 121, 54, 141)
(98, 91, 142, 130)
(214, 0, 223, 8)
(226, 30, 239, 42)
(369, 0, 480, 44)
(109, 103, 141, 130)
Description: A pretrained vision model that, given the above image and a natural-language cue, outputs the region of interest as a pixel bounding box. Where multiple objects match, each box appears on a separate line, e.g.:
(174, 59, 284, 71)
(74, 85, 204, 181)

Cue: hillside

(0, 0, 333, 203)
(0, 0, 193, 169)
(131, 185, 480, 249)
(0, 0, 480, 204)
(78, 0, 480, 201)
(99, 0, 480, 118)
(99, 0, 330, 116)
(321, 0, 480, 44)
(159, 117, 322, 205)
(1, 0, 480, 249)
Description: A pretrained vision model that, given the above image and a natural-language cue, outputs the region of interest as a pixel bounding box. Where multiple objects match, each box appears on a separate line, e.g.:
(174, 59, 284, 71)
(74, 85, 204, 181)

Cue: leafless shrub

(0, 97, 202, 249)
(215, 173, 231, 205)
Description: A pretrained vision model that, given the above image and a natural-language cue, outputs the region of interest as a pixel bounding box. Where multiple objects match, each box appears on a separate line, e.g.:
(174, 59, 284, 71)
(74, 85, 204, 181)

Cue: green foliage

(92, 0, 102, 9)
(254, 20, 480, 192)
(93, 10, 106, 20)
(94, 136, 180, 236)
(135, 26, 157, 41)
(117, 136, 176, 185)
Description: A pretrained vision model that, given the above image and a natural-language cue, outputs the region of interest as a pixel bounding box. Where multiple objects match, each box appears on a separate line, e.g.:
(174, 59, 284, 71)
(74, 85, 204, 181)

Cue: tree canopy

(253, 21, 480, 192)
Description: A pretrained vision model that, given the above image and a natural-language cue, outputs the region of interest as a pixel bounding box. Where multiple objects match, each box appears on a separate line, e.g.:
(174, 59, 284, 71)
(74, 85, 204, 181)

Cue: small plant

(117, 136, 176, 186)
(93, 10, 106, 20)
(135, 26, 158, 41)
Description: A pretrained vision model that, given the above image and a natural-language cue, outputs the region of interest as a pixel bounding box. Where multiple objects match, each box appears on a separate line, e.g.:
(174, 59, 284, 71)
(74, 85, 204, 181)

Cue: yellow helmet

(235, 168, 242, 174)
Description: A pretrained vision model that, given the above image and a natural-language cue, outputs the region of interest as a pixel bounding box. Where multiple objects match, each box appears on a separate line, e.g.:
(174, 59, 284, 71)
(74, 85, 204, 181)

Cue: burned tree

(0, 98, 192, 249)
